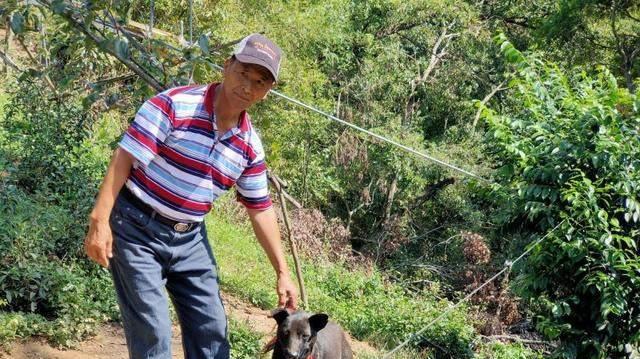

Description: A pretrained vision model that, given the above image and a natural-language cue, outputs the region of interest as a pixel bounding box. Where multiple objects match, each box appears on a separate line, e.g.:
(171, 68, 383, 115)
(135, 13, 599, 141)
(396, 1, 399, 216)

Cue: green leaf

(198, 34, 210, 55)
(10, 12, 25, 34)
(113, 38, 130, 59)
(51, 0, 67, 14)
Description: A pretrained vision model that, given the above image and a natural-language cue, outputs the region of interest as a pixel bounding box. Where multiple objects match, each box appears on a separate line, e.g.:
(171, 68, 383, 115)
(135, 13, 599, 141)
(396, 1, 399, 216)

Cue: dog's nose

(285, 351, 299, 359)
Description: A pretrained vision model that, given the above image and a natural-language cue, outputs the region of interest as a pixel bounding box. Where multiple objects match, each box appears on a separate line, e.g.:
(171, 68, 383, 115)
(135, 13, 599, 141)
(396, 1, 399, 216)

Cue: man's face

(222, 58, 275, 110)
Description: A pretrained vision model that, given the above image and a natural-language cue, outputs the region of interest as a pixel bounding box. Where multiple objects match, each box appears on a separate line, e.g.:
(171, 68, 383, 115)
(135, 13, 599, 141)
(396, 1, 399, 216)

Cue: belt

(120, 187, 201, 233)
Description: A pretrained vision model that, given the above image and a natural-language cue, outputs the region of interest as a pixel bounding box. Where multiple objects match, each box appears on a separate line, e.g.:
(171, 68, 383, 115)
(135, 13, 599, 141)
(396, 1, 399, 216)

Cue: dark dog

(266, 308, 353, 359)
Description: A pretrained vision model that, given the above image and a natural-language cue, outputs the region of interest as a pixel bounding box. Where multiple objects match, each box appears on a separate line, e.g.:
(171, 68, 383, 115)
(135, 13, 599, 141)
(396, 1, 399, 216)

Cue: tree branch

(404, 25, 458, 124)
(480, 334, 552, 346)
(375, 19, 431, 39)
(473, 80, 507, 129)
(0, 49, 20, 71)
(39, 0, 166, 92)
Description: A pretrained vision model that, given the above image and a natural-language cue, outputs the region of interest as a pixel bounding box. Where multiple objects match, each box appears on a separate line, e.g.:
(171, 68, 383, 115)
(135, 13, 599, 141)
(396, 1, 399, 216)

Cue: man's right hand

(84, 218, 114, 268)
(84, 148, 134, 268)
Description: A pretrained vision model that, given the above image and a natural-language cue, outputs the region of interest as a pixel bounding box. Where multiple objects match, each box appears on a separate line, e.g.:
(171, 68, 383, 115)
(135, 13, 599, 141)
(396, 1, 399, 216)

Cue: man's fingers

(106, 234, 113, 259)
(85, 240, 97, 261)
(84, 221, 112, 268)
(95, 245, 108, 267)
(288, 292, 298, 309)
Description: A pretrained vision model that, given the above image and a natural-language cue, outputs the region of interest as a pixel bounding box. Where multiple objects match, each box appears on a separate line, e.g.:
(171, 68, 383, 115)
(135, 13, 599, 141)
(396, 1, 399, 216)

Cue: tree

(483, 34, 640, 358)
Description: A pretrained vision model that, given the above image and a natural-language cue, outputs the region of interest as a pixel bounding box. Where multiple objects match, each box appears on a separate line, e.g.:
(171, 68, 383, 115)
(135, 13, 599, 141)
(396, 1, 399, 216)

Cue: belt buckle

(174, 222, 190, 232)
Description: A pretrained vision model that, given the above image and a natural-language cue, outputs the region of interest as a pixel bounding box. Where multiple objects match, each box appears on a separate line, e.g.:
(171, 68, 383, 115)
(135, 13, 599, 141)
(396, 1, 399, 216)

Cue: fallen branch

(480, 334, 551, 346)
(0, 49, 20, 71)
(411, 177, 455, 209)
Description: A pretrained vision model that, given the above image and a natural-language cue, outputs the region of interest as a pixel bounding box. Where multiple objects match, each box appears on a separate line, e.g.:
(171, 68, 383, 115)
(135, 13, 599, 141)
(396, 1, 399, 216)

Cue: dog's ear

(270, 308, 290, 325)
(308, 313, 329, 332)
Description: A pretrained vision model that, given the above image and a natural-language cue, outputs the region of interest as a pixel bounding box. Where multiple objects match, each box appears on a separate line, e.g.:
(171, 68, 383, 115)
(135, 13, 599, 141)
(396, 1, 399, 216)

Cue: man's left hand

(276, 274, 298, 310)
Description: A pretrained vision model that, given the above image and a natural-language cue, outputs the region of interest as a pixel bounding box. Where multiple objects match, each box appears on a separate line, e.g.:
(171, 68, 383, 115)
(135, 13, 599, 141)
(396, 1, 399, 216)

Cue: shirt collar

(204, 82, 251, 135)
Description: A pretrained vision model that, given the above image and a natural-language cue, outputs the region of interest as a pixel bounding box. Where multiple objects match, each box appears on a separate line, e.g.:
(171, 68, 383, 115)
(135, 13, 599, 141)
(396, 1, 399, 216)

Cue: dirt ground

(0, 292, 377, 359)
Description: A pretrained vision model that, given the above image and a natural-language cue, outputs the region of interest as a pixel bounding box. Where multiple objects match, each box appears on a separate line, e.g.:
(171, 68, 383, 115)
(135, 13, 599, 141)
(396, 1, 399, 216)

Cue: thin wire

(382, 220, 565, 358)
(205, 61, 490, 183)
(275, 90, 490, 183)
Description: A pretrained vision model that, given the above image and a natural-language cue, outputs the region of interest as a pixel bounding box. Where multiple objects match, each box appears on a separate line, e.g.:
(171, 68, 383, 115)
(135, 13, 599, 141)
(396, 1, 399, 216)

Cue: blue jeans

(109, 192, 230, 359)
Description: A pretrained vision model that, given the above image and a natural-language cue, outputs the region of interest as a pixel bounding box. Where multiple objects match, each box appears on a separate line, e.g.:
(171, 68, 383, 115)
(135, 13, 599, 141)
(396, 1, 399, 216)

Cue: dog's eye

(301, 333, 310, 339)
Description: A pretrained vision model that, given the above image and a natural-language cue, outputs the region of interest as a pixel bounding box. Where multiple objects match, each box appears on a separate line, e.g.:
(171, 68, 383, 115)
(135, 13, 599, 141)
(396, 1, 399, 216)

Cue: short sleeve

(236, 132, 272, 210)
(236, 159, 273, 210)
(119, 94, 174, 166)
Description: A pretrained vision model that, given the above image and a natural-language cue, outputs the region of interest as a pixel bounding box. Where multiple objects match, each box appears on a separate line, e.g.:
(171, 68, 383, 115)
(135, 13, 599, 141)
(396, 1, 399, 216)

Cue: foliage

(476, 341, 544, 359)
(0, 186, 119, 346)
(0, 79, 119, 216)
(0, 80, 121, 345)
(483, 35, 640, 358)
(537, 0, 640, 93)
(208, 199, 540, 358)
(478, 0, 640, 94)
(0, 311, 47, 348)
(228, 318, 263, 359)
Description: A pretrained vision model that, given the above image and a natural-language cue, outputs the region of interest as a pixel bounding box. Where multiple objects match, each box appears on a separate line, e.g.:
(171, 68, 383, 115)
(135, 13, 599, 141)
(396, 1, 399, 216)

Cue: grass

(229, 318, 265, 359)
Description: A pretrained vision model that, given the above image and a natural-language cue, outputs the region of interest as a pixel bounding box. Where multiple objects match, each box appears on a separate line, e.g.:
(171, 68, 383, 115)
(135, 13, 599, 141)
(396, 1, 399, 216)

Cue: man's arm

(246, 207, 298, 309)
(84, 147, 135, 267)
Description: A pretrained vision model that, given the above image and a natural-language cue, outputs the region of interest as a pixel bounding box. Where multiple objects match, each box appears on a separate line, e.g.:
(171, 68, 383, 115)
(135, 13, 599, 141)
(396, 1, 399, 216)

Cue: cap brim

(234, 54, 278, 82)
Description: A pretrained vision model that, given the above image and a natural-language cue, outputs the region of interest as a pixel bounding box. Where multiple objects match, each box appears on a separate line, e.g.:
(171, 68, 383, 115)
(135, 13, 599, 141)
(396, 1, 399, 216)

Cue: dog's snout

(285, 350, 299, 359)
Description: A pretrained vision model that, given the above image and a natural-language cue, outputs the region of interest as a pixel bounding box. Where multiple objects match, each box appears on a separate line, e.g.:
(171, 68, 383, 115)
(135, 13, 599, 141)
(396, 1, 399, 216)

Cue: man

(84, 33, 298, 359)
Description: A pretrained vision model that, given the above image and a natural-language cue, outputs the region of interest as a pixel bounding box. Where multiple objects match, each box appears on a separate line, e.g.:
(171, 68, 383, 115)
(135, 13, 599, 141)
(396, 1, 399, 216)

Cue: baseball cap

(233, 33, 283, 82)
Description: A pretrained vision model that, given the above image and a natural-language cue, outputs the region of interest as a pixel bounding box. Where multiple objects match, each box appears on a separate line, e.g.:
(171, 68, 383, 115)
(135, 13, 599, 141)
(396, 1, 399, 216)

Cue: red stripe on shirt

(127, 126, 159, 154)
(243, 161, 267, 176)
(160, 145, 210, 175)
(173, 118, 213, 131)
(131, 170, 211, 212)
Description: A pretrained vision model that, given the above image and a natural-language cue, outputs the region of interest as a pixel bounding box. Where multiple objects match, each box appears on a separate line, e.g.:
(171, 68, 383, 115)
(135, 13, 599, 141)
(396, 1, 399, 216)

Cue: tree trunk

(383, 175, 398, 223)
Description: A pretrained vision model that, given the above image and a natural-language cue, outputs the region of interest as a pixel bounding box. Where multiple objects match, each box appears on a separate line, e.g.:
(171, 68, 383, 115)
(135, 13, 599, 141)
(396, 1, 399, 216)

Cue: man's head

(233, 33, 282, 82)
(220, 34, 283, 110)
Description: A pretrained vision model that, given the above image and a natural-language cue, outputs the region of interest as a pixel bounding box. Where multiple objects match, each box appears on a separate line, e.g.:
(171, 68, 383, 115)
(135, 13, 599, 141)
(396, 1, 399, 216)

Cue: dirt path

(1, 292, 378, 359)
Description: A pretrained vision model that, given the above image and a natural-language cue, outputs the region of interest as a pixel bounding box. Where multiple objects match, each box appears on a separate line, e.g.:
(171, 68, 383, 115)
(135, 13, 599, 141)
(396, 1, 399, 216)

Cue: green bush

(0, 185, 119, 346)
(228, 318, 264, 359)
(0, 80, 121, 346)
(483, 35, 640, 358)
(0, 311, 46, 348)
(476, 342, 544, 359)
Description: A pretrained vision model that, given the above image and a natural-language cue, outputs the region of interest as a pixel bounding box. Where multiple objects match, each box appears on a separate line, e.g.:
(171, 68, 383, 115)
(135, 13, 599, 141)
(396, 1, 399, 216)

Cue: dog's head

(270, 308, 329, 359)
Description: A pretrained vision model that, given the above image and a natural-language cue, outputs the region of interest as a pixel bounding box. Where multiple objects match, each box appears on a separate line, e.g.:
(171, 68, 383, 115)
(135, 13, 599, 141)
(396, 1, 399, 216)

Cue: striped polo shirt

(118, 83, 272, 222)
